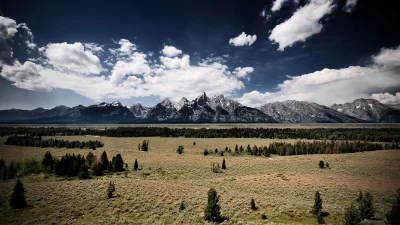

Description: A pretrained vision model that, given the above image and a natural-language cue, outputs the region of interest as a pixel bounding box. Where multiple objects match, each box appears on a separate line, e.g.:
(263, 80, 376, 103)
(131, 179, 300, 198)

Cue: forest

(4, 135, 104, 149)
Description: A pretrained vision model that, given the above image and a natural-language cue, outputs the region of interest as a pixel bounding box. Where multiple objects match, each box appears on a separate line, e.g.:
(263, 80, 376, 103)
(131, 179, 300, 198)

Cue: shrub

(141, 140, 149, 151)
(215, 148, 218, 153)
(78, 164, 91, 179)
(91, 156, 104, 176)
(343, 203, 362, 225)
(319, 160, 325, 169)
(204, 149, 209, 156)
(386, 188, 400, 225)
(179, 201, 185, 211)
(204, 188, 221, 222)
(211, 162, 222, 173)
(220, 151, 224, 156)
(261, 213, 267, 220)
(9, 179, 27, 209)
(250, 198, 257, 210)
(177, 145, 184, 154)
(107, 181, 116, 198)
(312, 191, 323, 215)
(222, 159, 226, 170)
(325, 163, 330, 168)
(193, 142, 196, 146)
(133, 159, 139, 171)
(359, 191, 374, 220)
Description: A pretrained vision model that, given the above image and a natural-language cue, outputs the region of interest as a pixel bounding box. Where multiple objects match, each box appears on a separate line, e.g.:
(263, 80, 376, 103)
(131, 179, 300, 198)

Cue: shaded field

(2, 123, 400, 129)
(0, 136, 399, 224)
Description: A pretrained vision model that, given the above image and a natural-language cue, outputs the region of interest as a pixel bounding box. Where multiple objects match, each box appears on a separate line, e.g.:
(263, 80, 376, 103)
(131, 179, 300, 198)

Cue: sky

(0, 0, 399, 110)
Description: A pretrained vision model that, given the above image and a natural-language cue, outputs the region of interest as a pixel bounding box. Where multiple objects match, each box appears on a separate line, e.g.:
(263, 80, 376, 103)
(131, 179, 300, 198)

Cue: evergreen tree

(193, 142, 196, 146)
(112, 154, 124, 172)
(312, 191, 323, 215)
(319, 160, 325, 169)
(317, 212, 325, 224)
(133, 159, 139, 171)
(177, 145, 184, 154)
(86, 152, 95, 166)
(204, 188, 221, 222)
(343, 203, 362, 225)
(100, 151, 109, 171)
(250, 198, 257, 210)
(203, 149, 209, 156)
(386, 188, 400, 225)
(359, 191, 374, 220)
(222, 158, 226, 170)
(141, 140, 149, 151)
(180, 201, 185, 211)
(107, 181, 116, 198)
(42, 151, 54, 172)
(78, 164, 91, 179)
(9, 179, 27, 209)
(91, 156, 104, 176)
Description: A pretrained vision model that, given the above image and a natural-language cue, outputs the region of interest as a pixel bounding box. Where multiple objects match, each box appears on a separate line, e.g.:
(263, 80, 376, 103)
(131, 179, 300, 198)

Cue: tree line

(4, 135, 104, 149)
(1, 127, 400, 142)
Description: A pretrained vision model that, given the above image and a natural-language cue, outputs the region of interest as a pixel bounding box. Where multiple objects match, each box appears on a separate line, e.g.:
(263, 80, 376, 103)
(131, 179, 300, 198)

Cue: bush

(261, 213, 267, 220)
(91, 156, 104, 176)
(386, 188, 400, 225)
(312, 191, 323, 215)
(211, 162, 222, 173)
(250, 198, 257, 210)
(107, 181, 115, 198)
(204, 188, 221, 222)
(319, 160, 325, 169)
(177, 145, 184, 154)
(179, 201, 185, 211)
(220, 151, 224, 156)
(141, 140, 149, 151)
(222, 159, 226, 170)
(9, 179, 27, 209)
(325, 163, 330, 168)
(133, 159, 139, 171)
(193, 142, 196, 146)
(204, 149, 209, 156)
(343, 203, 362, 225)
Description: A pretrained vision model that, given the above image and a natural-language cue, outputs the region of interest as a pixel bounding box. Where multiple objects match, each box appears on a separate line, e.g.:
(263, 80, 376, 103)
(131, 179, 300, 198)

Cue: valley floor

(0, 136, 399, 224)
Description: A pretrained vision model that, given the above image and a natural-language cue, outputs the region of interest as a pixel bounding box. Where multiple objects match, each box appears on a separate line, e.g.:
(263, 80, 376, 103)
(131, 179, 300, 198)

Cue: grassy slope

(0, 136, 399, 224)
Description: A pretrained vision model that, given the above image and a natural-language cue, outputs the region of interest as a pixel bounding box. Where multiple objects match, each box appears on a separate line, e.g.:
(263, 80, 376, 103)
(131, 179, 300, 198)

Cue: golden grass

(0, 136, 399, 224)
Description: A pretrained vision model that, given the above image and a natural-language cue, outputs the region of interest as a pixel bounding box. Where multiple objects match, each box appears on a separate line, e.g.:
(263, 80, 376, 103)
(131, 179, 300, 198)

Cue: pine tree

(179, 201, 185, 211)
(312, 191, 323, 215)
(141, 140, 149, 151)
(359, 191, 374, 220)
(343, 203, 362, 225)
(91, 156, 104, 176)
(386, 188, 400, 225)
(133, 159, 139, 171)
(204, 188, 221, 222)
(319, 160, 325, 169)
(78, 164, 91, 179)
(42, 151, 54, 172)
(86, 152, 95, 166)
(107, 181, 116, 198)
(9, 179, 27, 209)
(112, 154, 124, 172)
(222, 158, 226, 170)
(100, 151, 109, 171)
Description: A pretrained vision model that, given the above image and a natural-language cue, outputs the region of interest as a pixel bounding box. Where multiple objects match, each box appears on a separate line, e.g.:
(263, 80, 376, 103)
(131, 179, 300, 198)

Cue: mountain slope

(331, 99, 400, 123)
(260, 100, 362, 123)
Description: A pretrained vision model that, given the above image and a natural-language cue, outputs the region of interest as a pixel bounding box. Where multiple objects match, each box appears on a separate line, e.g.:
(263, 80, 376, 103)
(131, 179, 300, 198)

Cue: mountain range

(1, 93, 399, 123)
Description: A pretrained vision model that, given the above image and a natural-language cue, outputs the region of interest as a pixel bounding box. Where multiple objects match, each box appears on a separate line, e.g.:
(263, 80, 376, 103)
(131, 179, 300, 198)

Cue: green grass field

(0, 136, 399, 224)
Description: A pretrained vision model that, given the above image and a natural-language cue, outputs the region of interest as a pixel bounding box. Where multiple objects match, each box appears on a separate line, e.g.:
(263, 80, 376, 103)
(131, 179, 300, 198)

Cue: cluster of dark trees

(4, 135, 104, 149)
(2, 127, 400, 142)
(205, 140, 398, 158)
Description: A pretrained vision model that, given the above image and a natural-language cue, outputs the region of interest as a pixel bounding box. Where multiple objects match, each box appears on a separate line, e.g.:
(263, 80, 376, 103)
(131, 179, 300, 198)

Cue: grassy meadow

(0, 136, 399, 224)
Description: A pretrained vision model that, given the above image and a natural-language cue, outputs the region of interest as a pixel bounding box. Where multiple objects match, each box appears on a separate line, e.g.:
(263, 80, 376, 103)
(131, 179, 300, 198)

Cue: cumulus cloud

(371, 93, 400, 105)
(45, 42, 103, 75)
(229, 32, 257, 47)
(160, 55, 190, 69)
(233, 67, 254, 80)
(237, 45, 400, 107)
(269, 0, 335, 51)
(17, 23, 36, 49)
(162, 45, 182, 57)
(271, 0, 288, 12)
(0, 16, 18, 65)
(109, 52, 151, 85)
(84, 43, 103, 53)
(343, 0, 359, 13)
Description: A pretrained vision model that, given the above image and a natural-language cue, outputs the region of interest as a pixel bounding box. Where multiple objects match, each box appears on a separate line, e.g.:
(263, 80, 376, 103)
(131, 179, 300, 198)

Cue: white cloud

(229, 32, 257, 47)
(0, 16, 18, 38)
(343, 0, 359, 13)
(161, 45, 182, 57)
(233, 67, 254, 79)
(0, 16, 18, 65)
(84, 43, 103, 53)
(269, 0, 335, 51)
(45, 42, 103, 75)
(271, 0, 288, 12)
(160, 55, 190, 69)
(371, 93, 400, 105)
(17, 23, 36, 49)
(109, 52, 151, 85)
(260, 9, 266, 17)
(237, 45, 400, 107)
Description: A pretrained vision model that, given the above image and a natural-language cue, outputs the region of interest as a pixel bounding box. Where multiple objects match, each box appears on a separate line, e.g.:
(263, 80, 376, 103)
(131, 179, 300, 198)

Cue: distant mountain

(331, 99, 400, 123)
(260, 100, 362, 123)
(1, 94, 399, 123)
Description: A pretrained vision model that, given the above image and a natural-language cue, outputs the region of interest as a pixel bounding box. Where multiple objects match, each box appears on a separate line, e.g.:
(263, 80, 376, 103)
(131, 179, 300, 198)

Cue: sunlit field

(0, 136, 399, 224)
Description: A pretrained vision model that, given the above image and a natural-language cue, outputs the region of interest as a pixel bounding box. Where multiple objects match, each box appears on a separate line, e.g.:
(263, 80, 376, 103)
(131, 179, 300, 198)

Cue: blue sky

(0, 0, 400, 109)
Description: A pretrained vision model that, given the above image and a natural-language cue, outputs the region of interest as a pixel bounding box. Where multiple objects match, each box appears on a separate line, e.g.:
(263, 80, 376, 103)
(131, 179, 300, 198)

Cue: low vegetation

(5, 135, 103, 149)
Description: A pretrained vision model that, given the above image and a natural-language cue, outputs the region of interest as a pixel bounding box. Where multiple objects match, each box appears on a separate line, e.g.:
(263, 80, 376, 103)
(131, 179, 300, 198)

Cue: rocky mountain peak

(196, 92, 210, 106)
(160, 98, 174, 108)
(176, 97, 189, 110)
